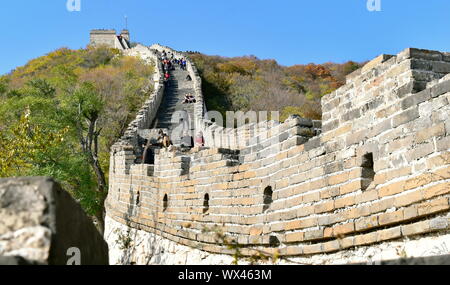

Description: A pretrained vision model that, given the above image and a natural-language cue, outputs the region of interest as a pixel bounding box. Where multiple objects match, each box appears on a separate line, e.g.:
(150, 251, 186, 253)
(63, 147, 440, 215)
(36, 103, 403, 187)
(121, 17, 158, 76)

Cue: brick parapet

(106, 46, 450, 257)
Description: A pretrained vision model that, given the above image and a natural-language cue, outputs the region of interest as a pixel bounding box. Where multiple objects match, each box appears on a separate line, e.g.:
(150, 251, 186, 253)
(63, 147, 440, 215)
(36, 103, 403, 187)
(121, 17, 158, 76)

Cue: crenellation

(104, 45, 450, 264)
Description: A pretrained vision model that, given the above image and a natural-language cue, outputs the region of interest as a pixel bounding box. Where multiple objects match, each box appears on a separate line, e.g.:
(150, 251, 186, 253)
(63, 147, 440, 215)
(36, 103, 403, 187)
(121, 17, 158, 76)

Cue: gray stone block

(304, 137, 321, 151)
(322, 120, 338, 133)
(432, 61, 450, 73)
(342, 109, 361, 122)
(392, 107, 420, 128)
(370, 119, 392, 137)
(346, 130, 367, 146)
(0, 177, 109, 265)
(396, 82, 414, 98)
(436, 136, 450, 152)
(431, 80, 450, 98)
(411, 58, 433, 71)
(408, 48, 443, 61)
(401, 89, 431, 110)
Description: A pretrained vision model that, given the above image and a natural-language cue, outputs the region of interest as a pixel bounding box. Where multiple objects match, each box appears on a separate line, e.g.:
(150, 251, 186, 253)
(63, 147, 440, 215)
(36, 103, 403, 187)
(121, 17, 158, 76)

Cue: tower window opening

(203, 194, 210, 214)
(361, 153, 375, 191)
(263, 186, 273, 212)
(163, 194, 168, 212)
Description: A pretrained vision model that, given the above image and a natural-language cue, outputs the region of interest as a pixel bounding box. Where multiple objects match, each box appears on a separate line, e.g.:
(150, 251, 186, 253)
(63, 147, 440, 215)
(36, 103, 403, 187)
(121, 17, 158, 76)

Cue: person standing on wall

(195, 131, 205, 147)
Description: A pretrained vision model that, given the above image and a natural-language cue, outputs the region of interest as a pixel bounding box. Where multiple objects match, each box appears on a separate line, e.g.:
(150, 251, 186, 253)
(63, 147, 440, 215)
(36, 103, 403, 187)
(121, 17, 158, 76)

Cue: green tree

(0, 109, 67, 177)
(63, 82, 107, 232)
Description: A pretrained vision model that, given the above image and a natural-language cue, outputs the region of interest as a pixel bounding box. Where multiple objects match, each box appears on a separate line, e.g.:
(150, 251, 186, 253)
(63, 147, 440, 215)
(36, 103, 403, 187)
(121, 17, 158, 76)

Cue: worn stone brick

(378, 180, 405, 197)
(355, 215, 379, 231)
(249, 227, 263, 236)
(314, 200, 335, 214)
(401, 89, 431, 110)
(355, 190, 379, 204)
(354, 232, 378, 246)
(345, 130, 367, 146)
(403, 205, 419, 220)
(302, 244, 323, 255)
(297, 205, 315, 217)
(304, 229, 324, 241)
(396, 82, 414, 98)
(406, 141, 435, 161)
(323, 227, 334, 238)
(302, 191, 321, 203)
(417, 197, 450, 216)
(429, 217, 449, 230)
(335, 195, 356, 209)
(284, 246, 303, 256)
(328, 172, 349, 186)
(394, 190, 423, 207)
(377, 227, 402, 242)
(401, 220, 430, 236)
(370, 119, 392, 137)
(386, 136, 414, 154)
(392, 108, 419, 128)
(285, 231, 304, 243)
(322, 240, 341, 253)
(436, 135, 450, 152)
(433, 165, 450, 180)
(298, 217, 318, 229)
(333, 222, 355, 237)
(386, 166, 412, 181)
(431, 80, 450, 98)
(404, 173, 433, 191)
(339, 237, 355, 249)
(374, 172, 387, 185)
(378, 210, 404, 226)
(320, 187, 340, 199)
(416, 123, 445, 143)
(340, 180, 362, 195)
(423, 183, 450, 200)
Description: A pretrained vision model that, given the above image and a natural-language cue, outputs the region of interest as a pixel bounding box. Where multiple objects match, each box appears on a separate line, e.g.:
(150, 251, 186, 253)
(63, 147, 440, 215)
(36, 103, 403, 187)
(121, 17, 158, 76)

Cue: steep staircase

(151, 66, 196, 146)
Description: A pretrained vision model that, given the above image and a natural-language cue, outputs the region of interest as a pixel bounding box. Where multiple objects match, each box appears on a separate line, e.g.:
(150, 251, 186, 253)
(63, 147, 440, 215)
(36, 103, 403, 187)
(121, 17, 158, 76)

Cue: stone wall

(90, 29, 131, 50)
(111, 44, 164, 158)
(105, 47, 450, 262)
(0, 177, 108, 265)
(105, 214, 450, 265)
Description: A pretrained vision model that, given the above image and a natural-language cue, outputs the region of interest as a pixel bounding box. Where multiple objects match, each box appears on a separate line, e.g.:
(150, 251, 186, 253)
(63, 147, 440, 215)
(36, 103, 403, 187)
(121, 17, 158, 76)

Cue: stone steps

(152, 66, 196, 146)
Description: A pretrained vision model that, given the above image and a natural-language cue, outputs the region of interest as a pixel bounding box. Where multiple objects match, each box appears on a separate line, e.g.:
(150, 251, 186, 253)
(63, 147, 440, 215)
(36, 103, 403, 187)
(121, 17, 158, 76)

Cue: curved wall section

(106, 47, 450, 260)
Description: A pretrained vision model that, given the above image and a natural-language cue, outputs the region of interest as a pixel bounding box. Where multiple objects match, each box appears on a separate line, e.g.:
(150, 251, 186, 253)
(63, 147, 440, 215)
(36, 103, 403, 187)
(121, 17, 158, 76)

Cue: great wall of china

(103, 43, 450, 265)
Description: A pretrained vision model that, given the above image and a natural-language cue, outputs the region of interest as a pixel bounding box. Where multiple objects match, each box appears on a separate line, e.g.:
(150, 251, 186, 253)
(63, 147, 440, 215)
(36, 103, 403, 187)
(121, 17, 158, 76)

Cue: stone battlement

(105, 46, 450, 264)
(90, 29, 131, 50)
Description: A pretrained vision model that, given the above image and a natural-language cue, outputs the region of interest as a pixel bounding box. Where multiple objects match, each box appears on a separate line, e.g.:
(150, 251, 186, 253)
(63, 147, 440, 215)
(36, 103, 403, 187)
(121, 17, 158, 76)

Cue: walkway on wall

(151, 67, 196, 145)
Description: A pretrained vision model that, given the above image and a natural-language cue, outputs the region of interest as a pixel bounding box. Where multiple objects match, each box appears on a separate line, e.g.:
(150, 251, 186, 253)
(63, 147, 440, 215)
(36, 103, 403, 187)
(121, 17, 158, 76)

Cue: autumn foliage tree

(0, 45, 154, 233)
(0, 109, 67, 177)
(189, 52, 363, 121)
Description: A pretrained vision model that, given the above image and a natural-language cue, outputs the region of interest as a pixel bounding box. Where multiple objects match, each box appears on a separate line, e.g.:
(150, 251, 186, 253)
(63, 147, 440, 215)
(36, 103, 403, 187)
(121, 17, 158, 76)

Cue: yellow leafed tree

(0, 108, 67, 177)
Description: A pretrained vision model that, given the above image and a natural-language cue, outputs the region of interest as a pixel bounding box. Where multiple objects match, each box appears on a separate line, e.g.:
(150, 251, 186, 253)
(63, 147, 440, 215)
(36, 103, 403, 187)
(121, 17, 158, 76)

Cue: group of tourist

(160, 50, 189, 86)
(161, 51, 173, 86)
(160, 50, 187, 70)
(180, 131, 205, 148)
(141, 129, 205, 164)
(173, 58, 187, 70)
(141, 130, 173, 164)
(138, 49, 204, 165)
(183, 93, 196, 104)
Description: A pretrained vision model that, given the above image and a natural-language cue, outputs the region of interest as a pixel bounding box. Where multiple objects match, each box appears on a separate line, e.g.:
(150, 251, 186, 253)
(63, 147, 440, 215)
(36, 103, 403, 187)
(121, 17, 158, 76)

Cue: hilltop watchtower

(89, 29, 131, 50)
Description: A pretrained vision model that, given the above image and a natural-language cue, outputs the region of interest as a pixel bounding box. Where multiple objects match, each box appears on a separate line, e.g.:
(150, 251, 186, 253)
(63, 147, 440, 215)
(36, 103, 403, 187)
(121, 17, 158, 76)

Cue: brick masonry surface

(105, 46, 450, 258)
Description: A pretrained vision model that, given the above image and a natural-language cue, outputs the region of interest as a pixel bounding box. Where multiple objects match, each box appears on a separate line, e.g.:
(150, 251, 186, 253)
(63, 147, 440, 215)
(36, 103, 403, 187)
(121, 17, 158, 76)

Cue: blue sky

(1, 0, 450, 74)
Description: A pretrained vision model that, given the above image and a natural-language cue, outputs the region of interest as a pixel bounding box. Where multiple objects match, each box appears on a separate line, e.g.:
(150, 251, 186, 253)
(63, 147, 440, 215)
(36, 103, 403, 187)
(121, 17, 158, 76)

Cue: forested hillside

(0, 46, 361, 231)
(189, 53, 362, 121)
(0, 46, 154, 231)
